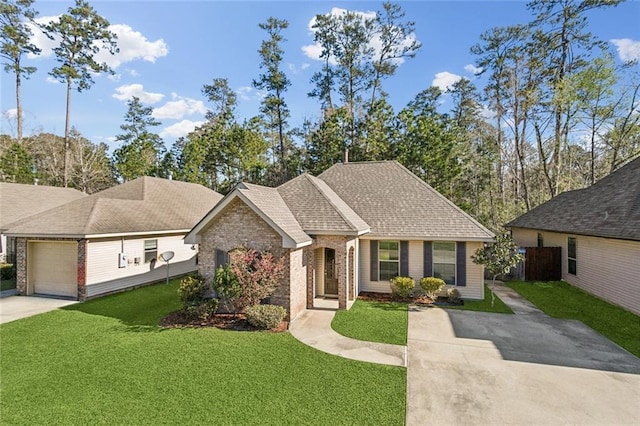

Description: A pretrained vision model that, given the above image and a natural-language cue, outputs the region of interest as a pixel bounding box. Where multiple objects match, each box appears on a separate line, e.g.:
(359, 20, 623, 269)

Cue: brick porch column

(16, 238, 27, 295)
(77, 239, 88, 300)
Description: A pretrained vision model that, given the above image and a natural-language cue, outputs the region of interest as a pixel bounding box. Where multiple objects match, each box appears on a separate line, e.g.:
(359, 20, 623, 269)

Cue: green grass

(332, 299, 408, 345)
(0, 280, 406, 425)
(506, 280, 640, 357)
(442, 284, 513, 314)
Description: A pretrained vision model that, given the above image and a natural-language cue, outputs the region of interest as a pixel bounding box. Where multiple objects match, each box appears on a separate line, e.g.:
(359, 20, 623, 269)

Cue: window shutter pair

(370, 240, 408, 281)
(423, 241, 466, 286)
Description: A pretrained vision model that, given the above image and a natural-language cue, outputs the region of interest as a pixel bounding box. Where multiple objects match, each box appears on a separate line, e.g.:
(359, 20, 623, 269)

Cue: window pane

(568, 259, 577, 275)
(434, 263, 455, 285)
(380, 261, 399, 281)
(379, 241, 399, 261)
(144, 240, 157, 250)
(568, 238, 576, 259)
(433, 242, 455, 263)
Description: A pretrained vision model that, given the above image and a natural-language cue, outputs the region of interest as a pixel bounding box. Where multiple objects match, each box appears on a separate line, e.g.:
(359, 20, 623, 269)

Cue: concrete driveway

(407, 307, 640, 425)
(0, 296, 77, 324)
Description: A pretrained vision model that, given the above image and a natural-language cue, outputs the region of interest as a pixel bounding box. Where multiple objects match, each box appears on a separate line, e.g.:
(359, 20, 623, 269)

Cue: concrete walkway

(489, 280, 547, 316)
(0, 295, 77, 324)
(289, 309, 406, 367)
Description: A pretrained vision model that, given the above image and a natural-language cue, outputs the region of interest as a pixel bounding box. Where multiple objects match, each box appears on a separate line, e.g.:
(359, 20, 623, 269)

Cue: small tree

(220, 248, 285, 313)
(471, 232, 524, 307)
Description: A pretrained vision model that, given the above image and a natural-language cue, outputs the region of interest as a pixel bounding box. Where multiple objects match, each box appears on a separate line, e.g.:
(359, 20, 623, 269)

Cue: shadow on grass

(62, 282, 182, 330)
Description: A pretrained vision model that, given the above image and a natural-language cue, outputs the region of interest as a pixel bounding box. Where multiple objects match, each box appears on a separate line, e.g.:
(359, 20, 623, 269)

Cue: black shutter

(423, 241, 433, 277)
(370, 240, 379, 281)
(456, 242, 466, 286)
(215, 249, 228, 269)
(400, 241, 409, 276)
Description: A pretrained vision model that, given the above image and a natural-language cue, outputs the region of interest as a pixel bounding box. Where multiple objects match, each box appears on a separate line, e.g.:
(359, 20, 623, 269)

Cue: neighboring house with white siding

(185, 161, 494, 321)
(3, 177, 221, 300)
(507, 157, 640, 315)
(0, 183, 86, 263)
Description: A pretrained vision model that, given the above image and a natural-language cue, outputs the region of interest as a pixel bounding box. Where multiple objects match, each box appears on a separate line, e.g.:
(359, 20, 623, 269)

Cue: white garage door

(28, 241, 78, 298)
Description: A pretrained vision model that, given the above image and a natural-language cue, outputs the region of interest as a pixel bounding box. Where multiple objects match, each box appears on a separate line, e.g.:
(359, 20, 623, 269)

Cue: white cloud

(27, 15, 59, 59)
(235, 86, 266, 101)
(112, 84, 164, 103)
(464, 64, 483, 75)
(4, 108, 18, 119)
(611, 38, 640, 62)
(28, 17, 168, 69)
(288, 62, 311, 74)
(302, 7, 418, 66)
(108, 74, 122, 82)
(46, 76, 59, 84)
(152, 93, 206, 119)
(160, 120, 204, 139)
(95, 24, 168, 69)
(432, 71, 462, 91)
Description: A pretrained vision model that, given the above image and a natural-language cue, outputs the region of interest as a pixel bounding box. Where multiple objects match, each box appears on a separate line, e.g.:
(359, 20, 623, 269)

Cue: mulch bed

(160, 311, 288, 332)
(358, 291, 462, 306)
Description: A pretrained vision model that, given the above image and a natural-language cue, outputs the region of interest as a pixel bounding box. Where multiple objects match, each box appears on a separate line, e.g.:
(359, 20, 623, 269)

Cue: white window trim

(144, 239, 158, 263)
(379, 240, 400, 281)
(433, 241, 457, 286)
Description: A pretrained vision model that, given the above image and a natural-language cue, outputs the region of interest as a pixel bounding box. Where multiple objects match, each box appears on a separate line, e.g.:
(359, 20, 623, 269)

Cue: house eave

(4, 229, 190, 240)
(306, 228, 370, 237)
(359, 234, 495, 242)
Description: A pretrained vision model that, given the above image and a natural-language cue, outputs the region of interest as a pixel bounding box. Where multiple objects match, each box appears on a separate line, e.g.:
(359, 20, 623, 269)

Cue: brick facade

(16, 238, 27, 295)
(197, 198, 303, 319)
(77, 239, 88, 300)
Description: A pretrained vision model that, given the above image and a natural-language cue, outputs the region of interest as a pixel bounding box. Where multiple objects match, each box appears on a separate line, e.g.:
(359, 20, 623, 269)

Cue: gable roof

(0, 183, 86, 228)
(507, 157, 640, 241)
(319, 161, 494, 241)
(3, 177, 222, 238)
(184, 182, 311, 248)
(278, 173, 369, 235)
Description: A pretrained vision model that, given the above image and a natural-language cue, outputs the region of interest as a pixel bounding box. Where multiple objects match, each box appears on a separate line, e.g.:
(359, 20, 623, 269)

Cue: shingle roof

(238, 182, 312, 246)
(319, 161, 494, 240)
(507, 157, 640, 241)
(278, 174, 369, 234)
(3, 177, 222, 237)
(0, 183, 86, 227)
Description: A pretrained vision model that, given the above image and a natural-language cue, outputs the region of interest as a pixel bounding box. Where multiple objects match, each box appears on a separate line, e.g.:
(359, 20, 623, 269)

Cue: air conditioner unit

(118, 252, 127, 268)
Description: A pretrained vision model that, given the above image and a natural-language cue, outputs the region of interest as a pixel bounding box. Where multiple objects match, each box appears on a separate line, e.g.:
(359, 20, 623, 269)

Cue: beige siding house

(508, 157, 640, 315)
(0, 183, 86, 263)
(3, 177, 221, 300)
(186, 161, 494, 321)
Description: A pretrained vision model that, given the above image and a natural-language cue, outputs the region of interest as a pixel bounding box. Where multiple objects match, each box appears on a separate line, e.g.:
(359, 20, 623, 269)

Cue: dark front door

(324, 248, 338, 296)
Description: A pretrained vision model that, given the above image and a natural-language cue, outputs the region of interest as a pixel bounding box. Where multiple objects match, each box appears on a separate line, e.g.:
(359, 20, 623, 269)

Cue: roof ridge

(83, 197, 103, 235)
(305, 174, 362, 231)
(392, 161, 494, 237)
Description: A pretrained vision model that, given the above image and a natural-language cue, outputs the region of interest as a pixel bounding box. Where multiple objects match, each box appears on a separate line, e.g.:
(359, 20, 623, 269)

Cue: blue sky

(1, 0, 639, 152)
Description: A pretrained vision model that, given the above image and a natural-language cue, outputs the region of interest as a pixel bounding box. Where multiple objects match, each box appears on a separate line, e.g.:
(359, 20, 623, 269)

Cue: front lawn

(506, 280, 640, 357)
(442, 284, 513, 314)
(332, 299, 408, 345)
(0, 281, 406, 425)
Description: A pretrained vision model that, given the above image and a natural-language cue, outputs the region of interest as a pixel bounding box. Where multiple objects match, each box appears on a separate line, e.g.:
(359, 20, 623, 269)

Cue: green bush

(178, 275, 208, 304)
(420, 277, 446, 300)
(1, 263, 16, 280)
(183, 298, 219, 321)
(446, 287, 462, 305)
(389, 276, 415, 300)
(245, 304, 287, 330)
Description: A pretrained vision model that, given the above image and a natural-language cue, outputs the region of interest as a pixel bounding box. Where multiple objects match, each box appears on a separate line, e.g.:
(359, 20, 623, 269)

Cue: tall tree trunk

(63, 78, 72, 187)
(535, 123, 554, 198)
(16, 69, 23, 142)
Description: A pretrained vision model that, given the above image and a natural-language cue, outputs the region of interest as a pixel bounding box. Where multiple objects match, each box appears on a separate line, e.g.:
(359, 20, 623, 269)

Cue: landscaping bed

(160, 311, 288, 332)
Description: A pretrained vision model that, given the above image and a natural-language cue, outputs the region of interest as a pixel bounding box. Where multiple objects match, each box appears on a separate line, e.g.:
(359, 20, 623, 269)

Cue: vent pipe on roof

(342, 147, 349, 164)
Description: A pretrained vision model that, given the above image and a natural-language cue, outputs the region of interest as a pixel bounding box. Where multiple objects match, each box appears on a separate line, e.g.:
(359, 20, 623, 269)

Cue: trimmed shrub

(420, 277, 446, 300)
(447, 287, 462, 305)
(184, 298, 219, 321)
(245, 304, 287, 330)
(0, 263, 15, 280)
(390, 276, 415, 300)
(178, 274, 208, 304)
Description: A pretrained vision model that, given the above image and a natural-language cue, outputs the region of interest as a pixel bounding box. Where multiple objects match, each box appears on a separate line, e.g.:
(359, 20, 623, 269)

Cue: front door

(324, 248, 338, 296)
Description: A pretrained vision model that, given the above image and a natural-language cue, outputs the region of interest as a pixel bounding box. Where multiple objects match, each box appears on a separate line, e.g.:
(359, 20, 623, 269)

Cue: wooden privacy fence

(524, 247, 561, 281)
